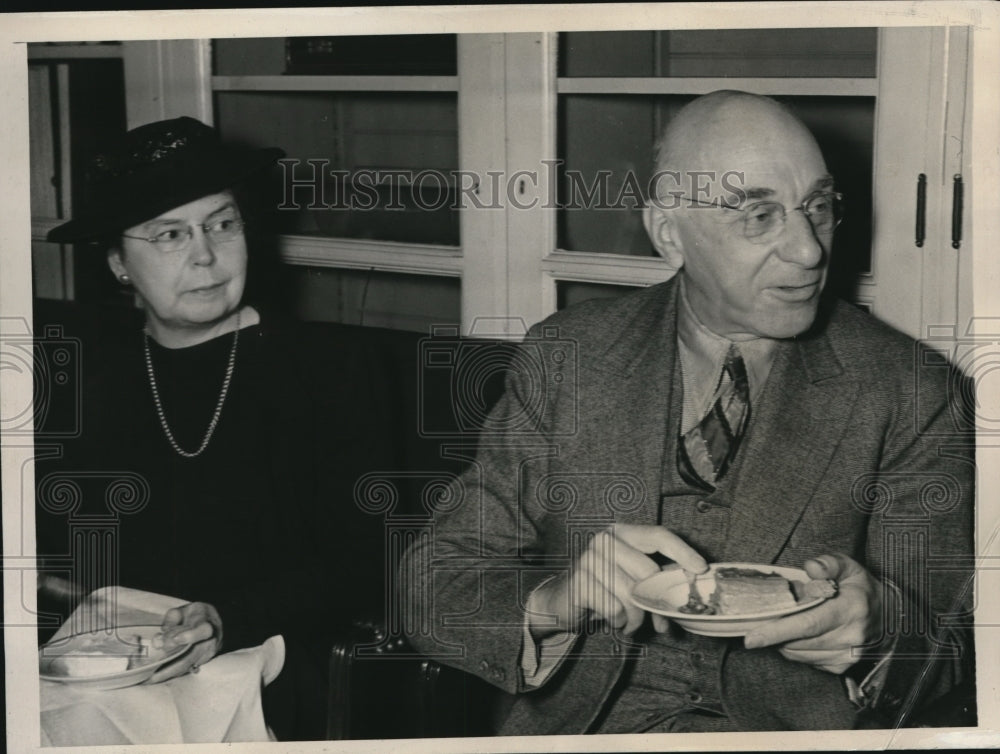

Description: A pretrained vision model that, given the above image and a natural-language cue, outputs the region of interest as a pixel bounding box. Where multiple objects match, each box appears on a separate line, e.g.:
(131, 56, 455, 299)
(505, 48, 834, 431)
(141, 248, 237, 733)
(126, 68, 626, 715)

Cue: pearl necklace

(143, 311, 240, 458)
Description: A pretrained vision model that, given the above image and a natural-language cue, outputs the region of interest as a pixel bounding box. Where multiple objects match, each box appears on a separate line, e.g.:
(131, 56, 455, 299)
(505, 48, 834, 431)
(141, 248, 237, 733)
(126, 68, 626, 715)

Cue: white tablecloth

(39, 586, 285, 746)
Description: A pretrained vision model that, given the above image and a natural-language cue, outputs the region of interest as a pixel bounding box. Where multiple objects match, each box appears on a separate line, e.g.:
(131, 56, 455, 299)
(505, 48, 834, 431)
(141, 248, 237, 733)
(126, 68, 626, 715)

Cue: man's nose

(188, 226, 216, 265)
(776, 210, 826, 268)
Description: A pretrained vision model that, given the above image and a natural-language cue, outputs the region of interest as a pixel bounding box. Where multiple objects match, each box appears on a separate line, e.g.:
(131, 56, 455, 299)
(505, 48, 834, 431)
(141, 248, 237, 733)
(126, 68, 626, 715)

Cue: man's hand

(743, 553, 883, 674)
(527, 524, 707, 640)
(148, 602, 223, 683)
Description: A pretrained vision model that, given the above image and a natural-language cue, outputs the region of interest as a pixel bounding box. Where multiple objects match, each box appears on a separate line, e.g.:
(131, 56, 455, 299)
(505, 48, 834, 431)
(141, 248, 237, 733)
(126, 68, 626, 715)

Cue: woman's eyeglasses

(122, 217, 245, 253)
(680, 191, 844, 243)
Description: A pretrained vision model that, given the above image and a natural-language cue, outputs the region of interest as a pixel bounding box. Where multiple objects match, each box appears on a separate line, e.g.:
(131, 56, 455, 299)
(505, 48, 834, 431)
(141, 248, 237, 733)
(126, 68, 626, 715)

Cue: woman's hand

(37, 573, 84, 602)
(148, 602, 223, 683)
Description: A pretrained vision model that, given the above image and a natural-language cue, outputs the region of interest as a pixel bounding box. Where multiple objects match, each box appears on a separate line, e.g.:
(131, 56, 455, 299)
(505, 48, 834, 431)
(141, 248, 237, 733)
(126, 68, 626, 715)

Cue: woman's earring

(118, 274, 131, 284)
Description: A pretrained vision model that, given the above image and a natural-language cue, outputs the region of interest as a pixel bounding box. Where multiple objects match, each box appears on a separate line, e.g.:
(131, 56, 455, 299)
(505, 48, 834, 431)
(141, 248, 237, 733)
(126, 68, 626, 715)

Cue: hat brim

(46, 146, 285, 244)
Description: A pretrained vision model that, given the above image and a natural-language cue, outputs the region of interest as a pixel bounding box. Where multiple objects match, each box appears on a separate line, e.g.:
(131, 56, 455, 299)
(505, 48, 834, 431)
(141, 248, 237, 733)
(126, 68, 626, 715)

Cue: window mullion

(504, 32, 558, 336)
(457, 33, 510, 337)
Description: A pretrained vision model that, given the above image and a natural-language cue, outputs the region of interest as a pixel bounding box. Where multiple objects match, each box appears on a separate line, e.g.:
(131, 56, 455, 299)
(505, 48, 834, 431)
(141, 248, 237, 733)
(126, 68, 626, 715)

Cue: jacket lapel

(585, 279, 680, 527)
(721, 327, 860, 564)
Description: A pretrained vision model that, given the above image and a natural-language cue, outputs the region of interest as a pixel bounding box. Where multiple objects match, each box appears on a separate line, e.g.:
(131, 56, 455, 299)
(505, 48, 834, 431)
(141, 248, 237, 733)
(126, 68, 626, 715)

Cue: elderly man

(401, 91, 974, 733)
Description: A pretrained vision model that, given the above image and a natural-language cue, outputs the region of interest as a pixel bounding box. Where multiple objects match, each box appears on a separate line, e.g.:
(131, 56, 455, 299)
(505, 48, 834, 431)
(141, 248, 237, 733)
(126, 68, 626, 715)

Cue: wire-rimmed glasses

(122, 216, 245, 252)
(680, 191, 844, 243)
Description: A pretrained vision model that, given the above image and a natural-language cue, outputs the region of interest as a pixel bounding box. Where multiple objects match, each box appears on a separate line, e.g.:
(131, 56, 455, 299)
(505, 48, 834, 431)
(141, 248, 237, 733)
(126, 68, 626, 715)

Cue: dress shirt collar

(676, 273, 778, 431)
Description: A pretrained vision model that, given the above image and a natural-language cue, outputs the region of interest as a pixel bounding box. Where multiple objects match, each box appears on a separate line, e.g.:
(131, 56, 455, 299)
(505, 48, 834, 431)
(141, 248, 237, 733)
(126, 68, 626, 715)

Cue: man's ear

(107, 247, 127, 280)
(642, 204, 685, 270)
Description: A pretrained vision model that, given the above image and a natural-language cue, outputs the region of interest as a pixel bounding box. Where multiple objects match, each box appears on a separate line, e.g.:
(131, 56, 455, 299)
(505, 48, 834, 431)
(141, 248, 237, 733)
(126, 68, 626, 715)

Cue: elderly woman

(40, 117, 384, 739)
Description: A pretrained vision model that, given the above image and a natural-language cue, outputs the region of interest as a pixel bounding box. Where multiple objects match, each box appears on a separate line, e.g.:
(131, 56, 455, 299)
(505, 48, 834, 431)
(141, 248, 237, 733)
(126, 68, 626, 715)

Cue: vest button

(689, 650, 705, 664)
(686, 688, 703, 704)
(695, 500, 712, 513)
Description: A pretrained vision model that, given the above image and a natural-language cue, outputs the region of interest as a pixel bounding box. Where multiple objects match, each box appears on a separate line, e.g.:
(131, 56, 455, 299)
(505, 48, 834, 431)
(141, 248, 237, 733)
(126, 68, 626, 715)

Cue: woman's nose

(188, 227, 216, 265)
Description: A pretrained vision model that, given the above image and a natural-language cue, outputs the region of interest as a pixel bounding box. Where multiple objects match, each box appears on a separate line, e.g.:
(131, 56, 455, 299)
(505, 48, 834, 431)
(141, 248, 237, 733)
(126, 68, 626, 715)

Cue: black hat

(47, 117, 285, 243)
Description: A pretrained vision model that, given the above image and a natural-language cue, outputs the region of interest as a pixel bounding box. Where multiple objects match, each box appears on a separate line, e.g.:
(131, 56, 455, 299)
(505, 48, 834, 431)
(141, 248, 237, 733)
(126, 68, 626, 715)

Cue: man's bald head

(653, 91, 825, 200)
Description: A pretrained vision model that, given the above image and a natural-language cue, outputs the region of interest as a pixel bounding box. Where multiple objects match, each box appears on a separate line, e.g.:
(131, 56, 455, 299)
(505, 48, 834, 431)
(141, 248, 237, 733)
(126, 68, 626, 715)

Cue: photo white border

(3, 2, 999, 752)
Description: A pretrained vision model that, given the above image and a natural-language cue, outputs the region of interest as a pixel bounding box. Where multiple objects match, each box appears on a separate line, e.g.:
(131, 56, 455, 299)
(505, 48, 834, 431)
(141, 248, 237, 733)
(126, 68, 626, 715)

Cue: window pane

(557, 94, 691, 256)
(215, 91, 459, 245)
(214, 37, 287, 76)
(560, 29, 877, 78)
(557, 281, 643, 311)
(28, 56, 128, 305)
(289, 267, 460, 333)
(787, 96, 875, 282)
(215, 35, 457, 76)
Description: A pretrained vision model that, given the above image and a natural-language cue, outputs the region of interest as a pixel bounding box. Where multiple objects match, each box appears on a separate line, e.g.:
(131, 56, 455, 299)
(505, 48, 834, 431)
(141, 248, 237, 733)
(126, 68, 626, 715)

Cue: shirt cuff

(521, 576, 578, 688)
(845, 652, 894, 708)
(844, 578, 903, 709)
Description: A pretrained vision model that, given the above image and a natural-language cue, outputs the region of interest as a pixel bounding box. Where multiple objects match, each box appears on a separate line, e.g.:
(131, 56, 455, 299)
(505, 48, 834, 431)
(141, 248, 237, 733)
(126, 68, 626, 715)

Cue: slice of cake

(709, 567, 797, 615)
(50, 652, 131, 677)
(45, 632, 152, 677)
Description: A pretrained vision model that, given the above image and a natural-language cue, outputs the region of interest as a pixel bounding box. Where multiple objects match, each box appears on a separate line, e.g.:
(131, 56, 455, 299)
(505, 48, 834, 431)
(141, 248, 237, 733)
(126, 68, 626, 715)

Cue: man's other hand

(743, 553, 884, 674)
(527, 524, 707, 640)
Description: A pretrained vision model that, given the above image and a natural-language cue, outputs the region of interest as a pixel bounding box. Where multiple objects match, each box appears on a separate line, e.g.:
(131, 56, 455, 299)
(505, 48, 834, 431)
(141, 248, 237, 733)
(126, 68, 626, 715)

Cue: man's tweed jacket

(401, 276, 975, 732)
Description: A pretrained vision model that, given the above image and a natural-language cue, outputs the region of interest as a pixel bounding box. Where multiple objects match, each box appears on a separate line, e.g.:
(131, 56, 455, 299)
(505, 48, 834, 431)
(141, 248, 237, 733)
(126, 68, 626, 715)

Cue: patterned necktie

(678, 344, 751, 489)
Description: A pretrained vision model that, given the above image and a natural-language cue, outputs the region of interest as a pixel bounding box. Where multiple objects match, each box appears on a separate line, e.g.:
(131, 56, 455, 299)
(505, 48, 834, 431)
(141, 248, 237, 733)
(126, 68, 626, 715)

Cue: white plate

(39, 624, 190, 690)
(630, 562, 832, 637)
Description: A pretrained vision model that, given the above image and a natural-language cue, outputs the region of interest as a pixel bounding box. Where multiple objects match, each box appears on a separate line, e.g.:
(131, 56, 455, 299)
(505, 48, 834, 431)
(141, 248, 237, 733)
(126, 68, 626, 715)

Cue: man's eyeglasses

(680, 191, 844, 243)
(122, 216, 245, 253)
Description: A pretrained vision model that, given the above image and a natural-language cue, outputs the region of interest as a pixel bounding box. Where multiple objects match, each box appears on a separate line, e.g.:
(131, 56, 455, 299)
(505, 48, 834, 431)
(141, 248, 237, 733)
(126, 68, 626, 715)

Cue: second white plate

(39, 624, 191, 690)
